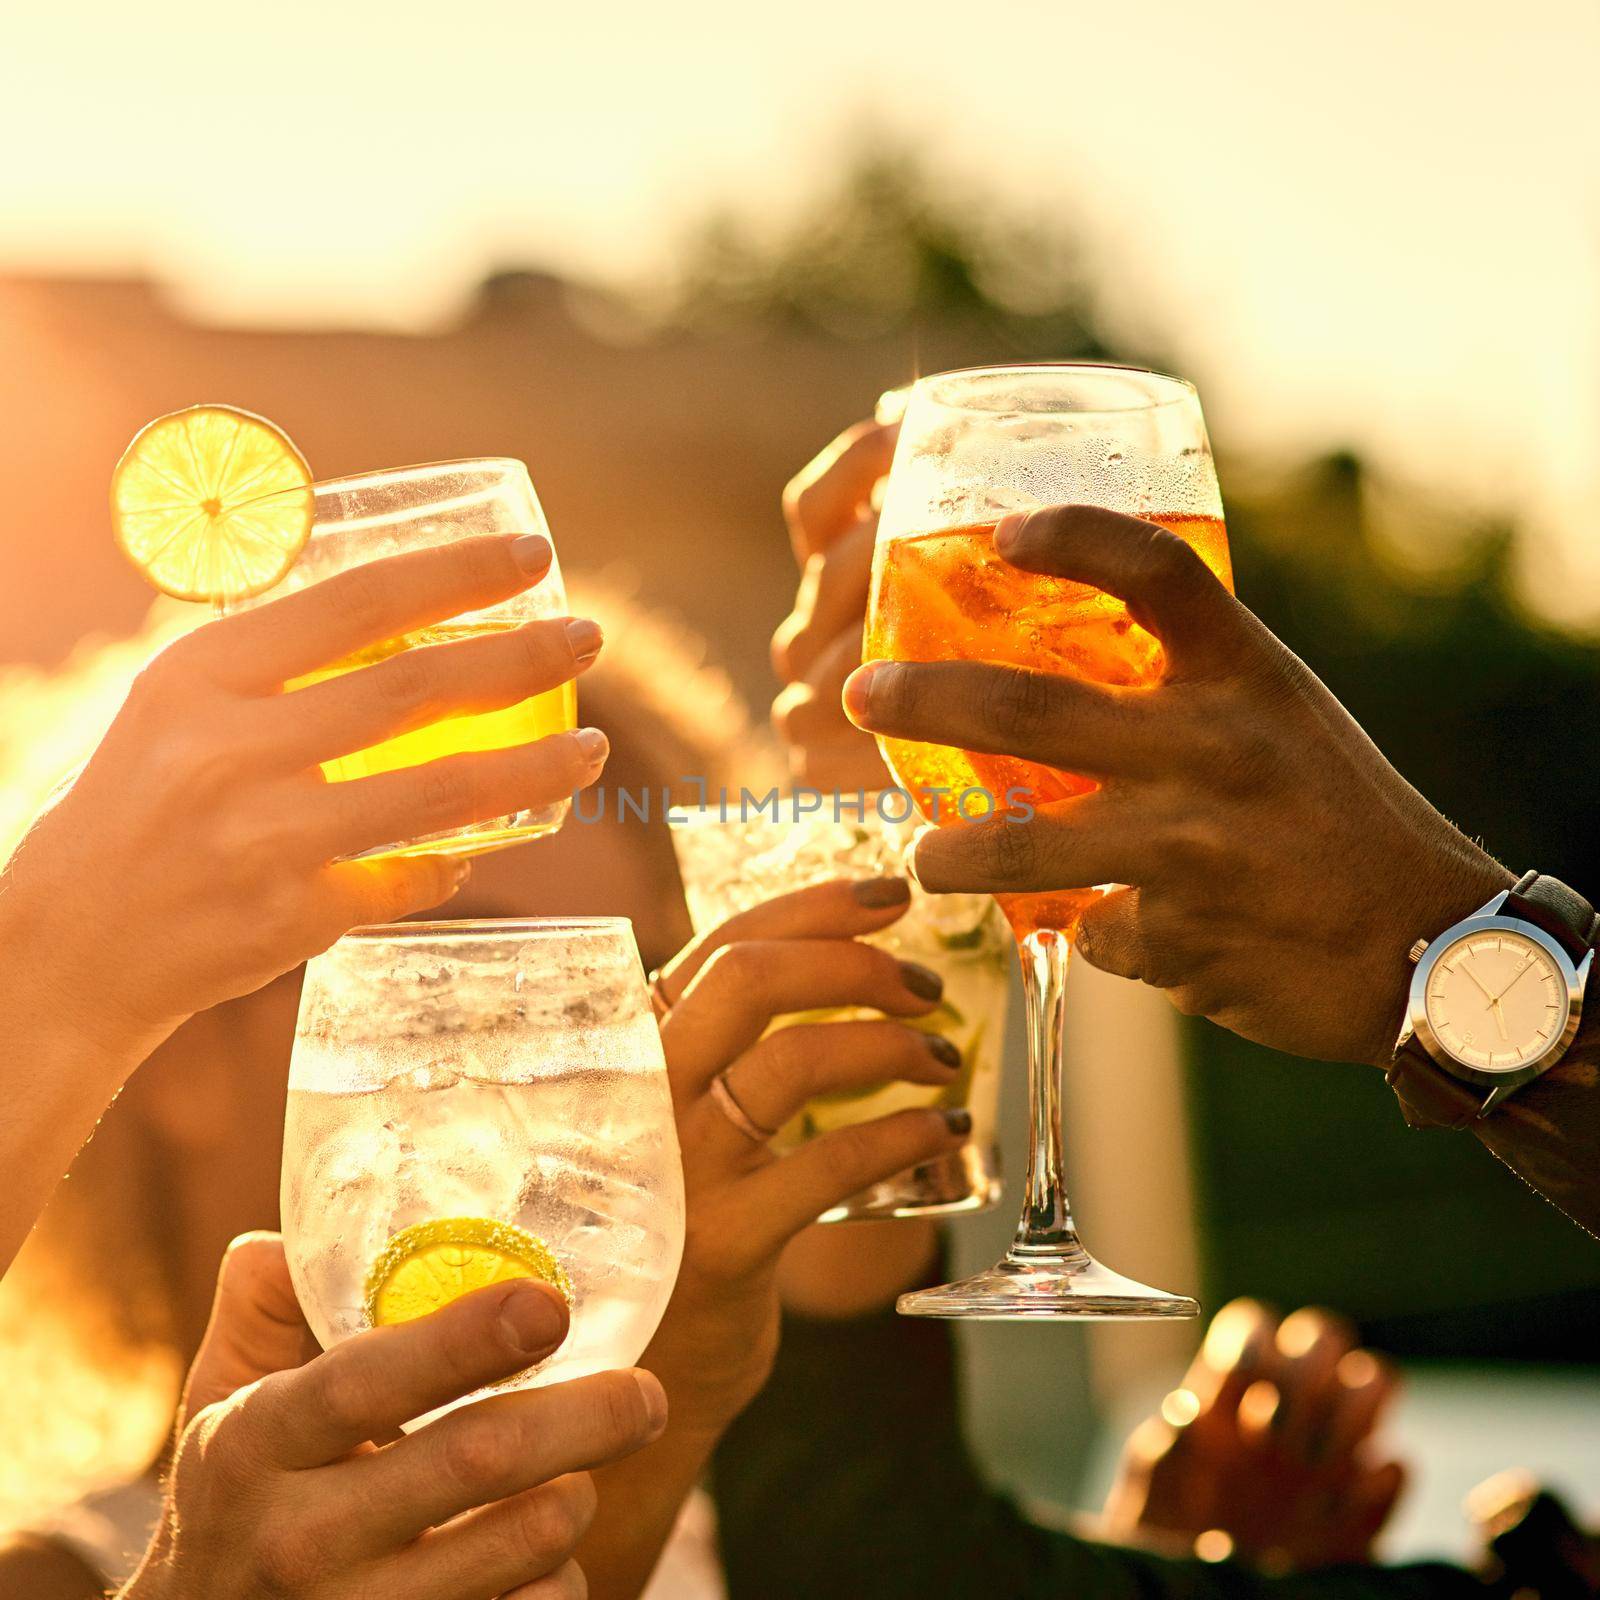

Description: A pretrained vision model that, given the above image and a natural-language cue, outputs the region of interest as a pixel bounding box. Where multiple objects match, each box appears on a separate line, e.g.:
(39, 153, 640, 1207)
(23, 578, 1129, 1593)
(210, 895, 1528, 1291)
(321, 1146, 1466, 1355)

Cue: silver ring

(710, 1068, 777, 1144)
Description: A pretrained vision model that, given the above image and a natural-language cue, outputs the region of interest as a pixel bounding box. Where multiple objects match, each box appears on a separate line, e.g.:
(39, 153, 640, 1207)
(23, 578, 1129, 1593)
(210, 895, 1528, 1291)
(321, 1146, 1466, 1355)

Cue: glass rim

(338, 916, 634, 942)
(311, 457, 531, 496)
(914, 362, 1198, 417)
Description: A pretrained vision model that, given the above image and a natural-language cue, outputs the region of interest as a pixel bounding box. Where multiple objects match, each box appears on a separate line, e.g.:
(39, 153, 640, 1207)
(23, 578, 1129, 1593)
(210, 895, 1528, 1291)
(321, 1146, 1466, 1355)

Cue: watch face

(1422, 929, 1571, 1073)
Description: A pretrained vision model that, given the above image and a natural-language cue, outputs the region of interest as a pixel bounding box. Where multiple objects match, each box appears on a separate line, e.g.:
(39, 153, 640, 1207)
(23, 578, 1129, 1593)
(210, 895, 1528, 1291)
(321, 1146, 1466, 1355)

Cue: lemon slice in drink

(110, 404, 313, 603)
(364, 1217, 572, 1328)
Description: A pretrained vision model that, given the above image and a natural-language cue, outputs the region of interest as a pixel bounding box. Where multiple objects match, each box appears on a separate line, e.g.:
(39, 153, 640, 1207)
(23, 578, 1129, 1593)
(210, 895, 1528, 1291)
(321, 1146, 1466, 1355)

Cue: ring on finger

(646, 968, 673, 1020)
(709, 1068, 777, 1144)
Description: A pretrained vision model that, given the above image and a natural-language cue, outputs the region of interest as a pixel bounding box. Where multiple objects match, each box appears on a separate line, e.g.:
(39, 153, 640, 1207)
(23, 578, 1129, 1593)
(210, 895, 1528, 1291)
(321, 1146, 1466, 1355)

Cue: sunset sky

(4, 0, 1597, 618)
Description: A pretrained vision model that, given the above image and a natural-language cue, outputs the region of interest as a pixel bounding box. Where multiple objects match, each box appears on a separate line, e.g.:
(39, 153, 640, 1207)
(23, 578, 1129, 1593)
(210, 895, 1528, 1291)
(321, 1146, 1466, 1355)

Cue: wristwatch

(1387, 871, 1598, 1129)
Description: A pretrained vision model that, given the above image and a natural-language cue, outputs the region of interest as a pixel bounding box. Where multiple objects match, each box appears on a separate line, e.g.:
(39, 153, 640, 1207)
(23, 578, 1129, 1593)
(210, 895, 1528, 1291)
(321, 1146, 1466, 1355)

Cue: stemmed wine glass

(864, 363, 1233, 1318)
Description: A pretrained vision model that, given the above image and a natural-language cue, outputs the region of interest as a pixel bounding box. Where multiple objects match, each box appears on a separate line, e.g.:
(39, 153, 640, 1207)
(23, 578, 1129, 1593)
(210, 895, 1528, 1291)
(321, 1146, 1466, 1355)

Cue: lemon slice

(110, 404, 313, 603)
(363, 1217, 572, 1328)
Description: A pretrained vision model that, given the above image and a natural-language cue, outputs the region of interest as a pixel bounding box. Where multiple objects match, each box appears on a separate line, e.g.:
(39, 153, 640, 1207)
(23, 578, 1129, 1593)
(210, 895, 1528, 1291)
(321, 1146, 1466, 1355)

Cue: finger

(199, 533, 555, 692)
(313, 856, 473, 937)
(909, 792, 1147, 899)
(500, 1562, 589, 1600)
(786, 732, 893, 792)
(382, 1476, 595, 1599)
(307, 728, 607, 860)
(239, 1278, 572, 1468)
(772, 628, 867, 747)
(1322, 1348, 1400, 1463)
(179, 1233, 320, 1430)
(1185, 1298, 1280, 1420)
(267, 616, 600, 768)
(1342, 1460, 1407, 1555)
(658, 876, 913, 1003)
(1271, 1307, 1357, 1464)
(843, 659, 1152, 779)
(743, 1105, 969, 1243)
(663, 938, 946, 1090)
(782, 420, 897, 561)
(716, 1018, 963, 1139)
(771, 518, 874, 682)
(1073, 887, 1149, 982)
(994, 505, 1240, 673)
(352, 1370, 665, 1545)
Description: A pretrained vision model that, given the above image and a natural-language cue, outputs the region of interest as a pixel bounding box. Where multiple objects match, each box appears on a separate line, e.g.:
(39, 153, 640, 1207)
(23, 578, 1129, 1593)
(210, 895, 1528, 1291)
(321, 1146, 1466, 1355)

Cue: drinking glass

(865, 363, 1232, 1318)
(282, 918, 685, 1420)
(670, 800, 1008, 1220)
(259, 458, 575, 860)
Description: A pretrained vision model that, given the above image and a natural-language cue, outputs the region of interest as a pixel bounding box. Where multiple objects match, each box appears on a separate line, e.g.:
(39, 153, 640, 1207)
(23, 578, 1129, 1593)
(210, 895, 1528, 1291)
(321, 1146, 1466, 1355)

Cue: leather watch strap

(1503, 871, 1599, 960)
(1386, 1037, 1482, 1130)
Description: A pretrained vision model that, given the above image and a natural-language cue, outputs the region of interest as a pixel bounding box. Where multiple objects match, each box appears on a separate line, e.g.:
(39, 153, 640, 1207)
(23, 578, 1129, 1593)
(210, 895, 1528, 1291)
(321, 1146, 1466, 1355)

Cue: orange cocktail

(866, 515, 1232, 935)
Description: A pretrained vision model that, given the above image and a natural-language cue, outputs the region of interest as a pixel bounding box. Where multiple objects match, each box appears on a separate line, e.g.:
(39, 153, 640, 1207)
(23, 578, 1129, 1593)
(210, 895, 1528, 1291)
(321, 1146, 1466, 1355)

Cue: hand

(574, 877, 971, 1600)
(124, 1234, 666, 1600)
(644, 874, 971, 1428)
(844, 504, 1512, 1066)
(5, 532, 608, 1062)
(770, 420, 896, 789)
(1102, 1300, 1405, 1571)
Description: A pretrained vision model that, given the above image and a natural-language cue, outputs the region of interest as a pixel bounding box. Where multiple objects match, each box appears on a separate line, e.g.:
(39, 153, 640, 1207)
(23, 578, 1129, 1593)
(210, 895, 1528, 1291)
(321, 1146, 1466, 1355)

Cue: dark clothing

(712, 1303, 1488, 1600)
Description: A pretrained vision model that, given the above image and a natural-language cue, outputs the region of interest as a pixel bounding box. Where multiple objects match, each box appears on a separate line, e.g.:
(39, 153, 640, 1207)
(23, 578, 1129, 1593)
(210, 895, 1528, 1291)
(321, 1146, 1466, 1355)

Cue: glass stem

(1013, 928, 1084, 1260)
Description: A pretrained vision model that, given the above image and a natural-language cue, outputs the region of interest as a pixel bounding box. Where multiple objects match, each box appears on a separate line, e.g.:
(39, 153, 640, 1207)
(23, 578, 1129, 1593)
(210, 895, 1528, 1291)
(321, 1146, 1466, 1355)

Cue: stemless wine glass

(282, 918, 685, 1421)
(670, 799, 1009, 1221)
(256, 458, 576, 860)
(865, 363, 1234, 1318)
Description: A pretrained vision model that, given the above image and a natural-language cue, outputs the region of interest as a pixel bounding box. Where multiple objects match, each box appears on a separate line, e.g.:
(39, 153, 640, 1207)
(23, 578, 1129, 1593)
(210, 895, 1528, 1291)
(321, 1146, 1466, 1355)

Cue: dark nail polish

(852, 876, 911, 908)
(899, 961, 944, 1002)
(925, 1034, 961, 1069)
(941, 1107, 973, 1136)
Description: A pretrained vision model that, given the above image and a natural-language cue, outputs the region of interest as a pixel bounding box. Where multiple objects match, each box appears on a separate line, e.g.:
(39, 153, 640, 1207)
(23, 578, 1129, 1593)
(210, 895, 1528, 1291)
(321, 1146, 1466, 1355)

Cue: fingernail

(564, 617, 604, 666)
(573, 726, 609, 763)
(852, 875, 911, 908)
(450, 860, 472, 889)
(925, 1034, 961, 1070)
(499, 1280, 565, 1354)
(898, 961, 944, 1001)
(993, 513, 1027, 552)
(512, 533, 553, 574)
(941, 1107, 973, 1136)
(842, 662, 883, 722)
(634, 1370, 669, 1438)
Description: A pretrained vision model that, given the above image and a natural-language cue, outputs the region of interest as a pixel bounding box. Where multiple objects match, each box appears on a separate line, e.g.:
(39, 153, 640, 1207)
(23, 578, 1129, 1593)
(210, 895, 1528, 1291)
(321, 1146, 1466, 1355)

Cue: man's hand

(124, 1234, 666, 1600)
(843, 503, 1511, 1067)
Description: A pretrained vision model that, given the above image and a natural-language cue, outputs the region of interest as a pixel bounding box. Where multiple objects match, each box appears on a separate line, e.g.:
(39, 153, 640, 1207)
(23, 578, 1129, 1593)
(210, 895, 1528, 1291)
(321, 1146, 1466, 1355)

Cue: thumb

(178, 1232, 320, 1429)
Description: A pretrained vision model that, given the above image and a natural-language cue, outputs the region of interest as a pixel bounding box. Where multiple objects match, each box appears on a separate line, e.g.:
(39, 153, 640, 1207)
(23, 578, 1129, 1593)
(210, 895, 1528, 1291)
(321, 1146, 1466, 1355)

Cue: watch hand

(1493, 957, 1537, 1004)
(1492, 997, 1509, 1042)
(1459, 960, 1496, 1004)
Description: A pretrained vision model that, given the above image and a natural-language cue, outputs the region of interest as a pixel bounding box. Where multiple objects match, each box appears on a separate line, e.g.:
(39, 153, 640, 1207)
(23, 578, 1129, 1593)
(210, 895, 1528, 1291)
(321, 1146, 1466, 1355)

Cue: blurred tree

(672, 143, 1123, 360)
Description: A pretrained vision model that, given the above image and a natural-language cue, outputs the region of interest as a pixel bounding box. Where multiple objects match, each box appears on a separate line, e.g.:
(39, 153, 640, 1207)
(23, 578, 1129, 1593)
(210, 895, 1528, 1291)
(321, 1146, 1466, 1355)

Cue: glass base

(345, 797, 571, 862)
(816, 1144, 1001, 1224)
(898, 1248, 1200, 1321)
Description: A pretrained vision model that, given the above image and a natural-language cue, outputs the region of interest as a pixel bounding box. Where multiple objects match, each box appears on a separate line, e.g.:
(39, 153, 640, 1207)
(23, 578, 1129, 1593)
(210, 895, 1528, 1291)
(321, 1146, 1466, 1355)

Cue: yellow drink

(290, 620, 578, 859)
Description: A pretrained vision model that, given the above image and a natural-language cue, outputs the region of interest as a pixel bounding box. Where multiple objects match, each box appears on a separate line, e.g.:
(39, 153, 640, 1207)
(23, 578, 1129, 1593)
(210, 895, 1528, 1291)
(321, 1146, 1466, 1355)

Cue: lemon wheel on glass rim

(110, 404, 313, 605)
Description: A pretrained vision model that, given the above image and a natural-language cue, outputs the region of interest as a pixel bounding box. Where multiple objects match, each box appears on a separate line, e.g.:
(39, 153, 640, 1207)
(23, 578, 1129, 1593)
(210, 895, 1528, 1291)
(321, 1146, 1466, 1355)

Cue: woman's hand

(6, 532, 608, 1062)
(648, 874, 970, 1423)
(1101, 1299, 1405, 1571)
(576, 876, 972, 1598)
(844, 503, 1510, 1066)
(124, 1234, 666, 1600)
(0, 532, 609, 1273)
(770, 420, 895, 790)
